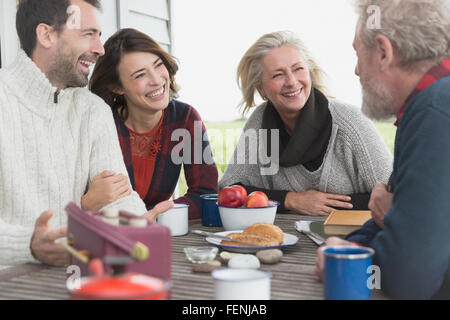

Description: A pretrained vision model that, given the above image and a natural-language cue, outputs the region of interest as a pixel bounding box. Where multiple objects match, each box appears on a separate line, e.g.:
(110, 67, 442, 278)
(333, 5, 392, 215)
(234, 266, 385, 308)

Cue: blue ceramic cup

(321, 246, 375, 300)
(200, 194, 222, 227)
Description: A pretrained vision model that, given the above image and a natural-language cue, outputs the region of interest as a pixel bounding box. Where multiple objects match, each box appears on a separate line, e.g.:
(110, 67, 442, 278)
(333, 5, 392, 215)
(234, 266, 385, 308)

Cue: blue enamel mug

(200, 194, 222, 227)
(321, 246, 375, 300)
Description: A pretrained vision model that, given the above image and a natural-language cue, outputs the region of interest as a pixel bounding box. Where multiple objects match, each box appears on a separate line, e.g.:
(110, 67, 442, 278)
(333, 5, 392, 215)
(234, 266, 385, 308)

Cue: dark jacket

(347, 73, 450, 299)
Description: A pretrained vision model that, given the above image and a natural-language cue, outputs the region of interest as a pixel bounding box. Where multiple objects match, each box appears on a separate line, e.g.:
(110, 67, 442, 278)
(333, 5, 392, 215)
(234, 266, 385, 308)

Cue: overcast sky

(171, 0, 361, 122)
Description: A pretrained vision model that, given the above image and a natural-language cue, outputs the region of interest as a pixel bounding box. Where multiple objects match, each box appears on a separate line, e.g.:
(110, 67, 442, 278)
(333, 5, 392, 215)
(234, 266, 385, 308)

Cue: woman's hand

(368, 182, 393, 229)
(81, 170, 132, 211)
(143, 200, 174, 221)
(285, 190, 353, 216)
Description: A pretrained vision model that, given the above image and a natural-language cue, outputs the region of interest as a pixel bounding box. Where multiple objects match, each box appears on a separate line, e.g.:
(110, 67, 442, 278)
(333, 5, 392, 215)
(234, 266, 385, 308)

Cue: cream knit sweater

(0, 50, 147, 268)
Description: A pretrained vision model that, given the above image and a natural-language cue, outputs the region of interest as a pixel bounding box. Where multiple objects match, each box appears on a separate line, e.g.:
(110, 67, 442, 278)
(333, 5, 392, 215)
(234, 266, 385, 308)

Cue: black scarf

(262, 88, 332, 170)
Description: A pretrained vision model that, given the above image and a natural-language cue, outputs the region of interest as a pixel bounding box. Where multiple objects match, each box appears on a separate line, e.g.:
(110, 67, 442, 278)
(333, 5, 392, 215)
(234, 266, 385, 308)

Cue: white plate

(205, 230, 299, 253)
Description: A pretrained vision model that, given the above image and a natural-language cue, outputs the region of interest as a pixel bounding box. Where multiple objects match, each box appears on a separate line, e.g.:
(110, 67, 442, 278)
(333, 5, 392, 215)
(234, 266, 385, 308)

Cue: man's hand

(285, 190, 353, 216)
(82, 170, 132, 211)
(314, 237, 356, 281)
(30, 210, 68, 267)
(143, 200, 175, 221)
(369, 182, 393, 229)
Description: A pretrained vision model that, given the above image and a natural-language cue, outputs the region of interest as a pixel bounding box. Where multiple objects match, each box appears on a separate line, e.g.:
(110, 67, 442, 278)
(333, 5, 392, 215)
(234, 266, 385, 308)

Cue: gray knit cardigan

(219, 100, 393, 195)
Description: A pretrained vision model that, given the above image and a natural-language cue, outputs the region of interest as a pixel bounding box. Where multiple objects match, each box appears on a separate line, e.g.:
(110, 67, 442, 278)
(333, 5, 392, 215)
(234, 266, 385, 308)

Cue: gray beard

(360, 76, 395, 120)
(361, 92, 394, 120)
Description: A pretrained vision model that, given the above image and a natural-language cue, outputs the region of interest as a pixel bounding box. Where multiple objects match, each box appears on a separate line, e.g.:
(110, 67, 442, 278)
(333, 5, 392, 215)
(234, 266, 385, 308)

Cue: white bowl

(218, 201, 279, 231)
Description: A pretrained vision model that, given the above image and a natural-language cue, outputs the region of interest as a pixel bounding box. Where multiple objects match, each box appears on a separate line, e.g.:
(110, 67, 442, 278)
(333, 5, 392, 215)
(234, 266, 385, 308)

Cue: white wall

(118, 0, 172, 52)
(0, 0, 19, 67)
(99, 0, 119, 44)
(171, 0, 362, 122)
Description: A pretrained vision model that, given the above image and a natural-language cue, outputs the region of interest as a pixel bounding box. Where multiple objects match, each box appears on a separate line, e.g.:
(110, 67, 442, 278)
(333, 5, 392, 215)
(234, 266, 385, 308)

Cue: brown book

(323, 210, 372, 236)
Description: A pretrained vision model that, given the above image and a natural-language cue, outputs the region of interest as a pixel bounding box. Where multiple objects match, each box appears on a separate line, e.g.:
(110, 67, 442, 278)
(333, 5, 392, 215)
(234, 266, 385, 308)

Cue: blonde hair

(354, 0, 450, 71)
(237, 31, 330, 116)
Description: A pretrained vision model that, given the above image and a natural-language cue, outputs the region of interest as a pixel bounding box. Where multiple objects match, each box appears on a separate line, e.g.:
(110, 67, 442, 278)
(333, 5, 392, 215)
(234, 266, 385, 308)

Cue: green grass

(373, 120, 396, 154)
(176, 119, 396, 196)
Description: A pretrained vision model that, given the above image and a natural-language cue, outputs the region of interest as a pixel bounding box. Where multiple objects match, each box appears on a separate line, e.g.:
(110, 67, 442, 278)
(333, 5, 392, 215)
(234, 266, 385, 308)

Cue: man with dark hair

(16, 0, 101, 58)
(16, 0, 102, 89)
(315, 0, 450, 299)
(0, 0, 172, 269)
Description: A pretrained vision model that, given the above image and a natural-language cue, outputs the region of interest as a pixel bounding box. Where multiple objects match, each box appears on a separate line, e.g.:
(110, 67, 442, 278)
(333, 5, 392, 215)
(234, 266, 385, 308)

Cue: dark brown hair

(16, 0, 101, 57)
(89, 28, 179, 121)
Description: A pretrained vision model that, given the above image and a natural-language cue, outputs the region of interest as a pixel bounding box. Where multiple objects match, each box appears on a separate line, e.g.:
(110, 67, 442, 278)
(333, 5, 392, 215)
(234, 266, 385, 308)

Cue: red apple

(230, 185, 247, 204)
(246, 191, 269, 207)
(218, 186, 243, 207)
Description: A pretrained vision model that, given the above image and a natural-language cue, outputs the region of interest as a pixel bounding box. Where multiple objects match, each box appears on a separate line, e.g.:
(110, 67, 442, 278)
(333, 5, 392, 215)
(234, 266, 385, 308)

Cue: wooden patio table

(0, 213, 387, 300)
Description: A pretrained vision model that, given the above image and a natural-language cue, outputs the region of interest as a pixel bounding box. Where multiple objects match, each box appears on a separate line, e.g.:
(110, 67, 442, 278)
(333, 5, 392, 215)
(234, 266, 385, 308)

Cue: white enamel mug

(212, 268, 272, 300)
(156, 203, 189, 236)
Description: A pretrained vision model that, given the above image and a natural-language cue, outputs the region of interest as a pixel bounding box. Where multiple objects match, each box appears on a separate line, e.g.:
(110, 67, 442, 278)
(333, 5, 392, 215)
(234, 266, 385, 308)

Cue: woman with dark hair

(89, 28, 218, 219)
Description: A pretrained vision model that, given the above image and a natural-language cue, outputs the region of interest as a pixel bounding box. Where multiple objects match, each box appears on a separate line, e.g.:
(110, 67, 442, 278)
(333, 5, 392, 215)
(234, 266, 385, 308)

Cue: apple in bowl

(246, 191, 269, 207)
(217, 186, 245, 207)
(217, 187, 278, 230)
(218, 186, 270, 208)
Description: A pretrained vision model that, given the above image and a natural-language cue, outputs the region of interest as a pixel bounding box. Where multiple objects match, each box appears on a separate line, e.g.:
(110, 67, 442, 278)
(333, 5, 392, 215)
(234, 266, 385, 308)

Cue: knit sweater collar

(6, 50, 71, 118)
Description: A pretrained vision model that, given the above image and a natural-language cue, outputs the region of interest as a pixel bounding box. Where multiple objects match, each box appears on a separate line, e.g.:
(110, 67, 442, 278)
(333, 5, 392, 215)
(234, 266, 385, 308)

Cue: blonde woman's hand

(81, 170, 132, 211)
(285, 190, 353, 216)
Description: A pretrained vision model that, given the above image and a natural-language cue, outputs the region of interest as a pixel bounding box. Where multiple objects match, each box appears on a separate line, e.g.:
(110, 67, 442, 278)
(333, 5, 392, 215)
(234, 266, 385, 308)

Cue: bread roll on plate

(221, 233, 279, 247)
(244, 223, 284, 245)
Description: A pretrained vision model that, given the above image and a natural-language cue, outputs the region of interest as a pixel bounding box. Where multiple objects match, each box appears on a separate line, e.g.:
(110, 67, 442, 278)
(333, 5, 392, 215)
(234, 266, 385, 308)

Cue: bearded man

(315, 0, 450, 299)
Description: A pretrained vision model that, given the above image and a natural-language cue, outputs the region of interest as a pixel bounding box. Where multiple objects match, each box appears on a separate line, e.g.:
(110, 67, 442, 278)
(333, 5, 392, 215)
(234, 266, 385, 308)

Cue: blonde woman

(219, 31, 393, 216)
